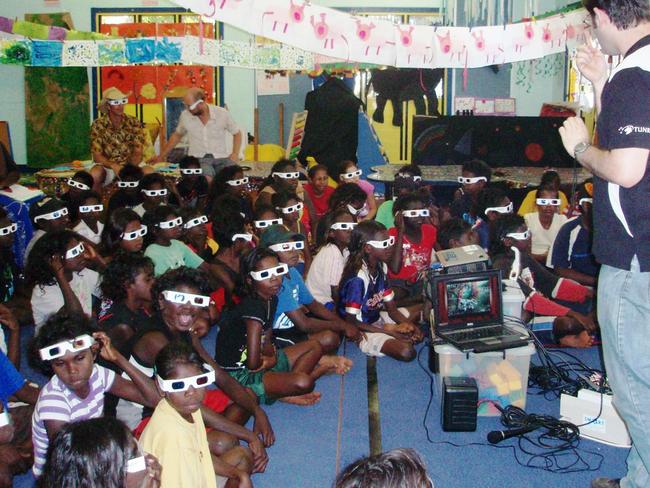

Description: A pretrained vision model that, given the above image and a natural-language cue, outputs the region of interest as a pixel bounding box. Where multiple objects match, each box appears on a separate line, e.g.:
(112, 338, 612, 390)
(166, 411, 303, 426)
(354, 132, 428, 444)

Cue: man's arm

(154, 132, 182, 163)
(554, 267, 596, 287)
(229, 131, 242, 162)
(559, 117, 649, 187)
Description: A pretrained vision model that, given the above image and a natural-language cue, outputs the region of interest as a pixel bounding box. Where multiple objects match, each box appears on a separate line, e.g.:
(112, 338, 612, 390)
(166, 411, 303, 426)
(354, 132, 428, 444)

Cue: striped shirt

(32, 364, 115, 477)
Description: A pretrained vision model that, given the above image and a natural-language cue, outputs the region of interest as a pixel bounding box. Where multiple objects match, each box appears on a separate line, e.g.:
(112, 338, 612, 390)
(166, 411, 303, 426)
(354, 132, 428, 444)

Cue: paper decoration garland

(169, 0, 588, 69)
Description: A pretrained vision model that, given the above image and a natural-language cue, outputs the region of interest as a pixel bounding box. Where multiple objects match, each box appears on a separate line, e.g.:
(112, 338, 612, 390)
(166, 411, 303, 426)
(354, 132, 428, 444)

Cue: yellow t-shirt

(517, 190, 569, 216)
(140, 399, 217, 488)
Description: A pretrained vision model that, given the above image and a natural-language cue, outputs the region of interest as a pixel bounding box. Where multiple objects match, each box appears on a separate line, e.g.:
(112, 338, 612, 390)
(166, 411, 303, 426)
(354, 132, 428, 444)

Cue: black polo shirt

(593, 34, 650, 271)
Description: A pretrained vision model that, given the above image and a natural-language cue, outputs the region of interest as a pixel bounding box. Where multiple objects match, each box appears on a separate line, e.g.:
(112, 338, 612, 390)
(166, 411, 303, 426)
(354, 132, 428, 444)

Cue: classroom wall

(0, 0, 579, 164)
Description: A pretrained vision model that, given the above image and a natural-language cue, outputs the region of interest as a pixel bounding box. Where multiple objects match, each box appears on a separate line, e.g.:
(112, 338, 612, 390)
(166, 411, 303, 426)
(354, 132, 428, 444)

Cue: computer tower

(442, 377, 478, 432)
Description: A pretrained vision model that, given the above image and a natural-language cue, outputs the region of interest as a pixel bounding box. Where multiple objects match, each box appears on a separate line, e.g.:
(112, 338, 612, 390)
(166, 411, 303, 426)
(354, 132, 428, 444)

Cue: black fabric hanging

(298, 77, 363, 176)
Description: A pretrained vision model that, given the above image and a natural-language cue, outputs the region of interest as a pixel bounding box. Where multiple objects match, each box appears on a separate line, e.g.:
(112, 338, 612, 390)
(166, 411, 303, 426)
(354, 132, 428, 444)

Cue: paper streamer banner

(170, 0, 587, 69)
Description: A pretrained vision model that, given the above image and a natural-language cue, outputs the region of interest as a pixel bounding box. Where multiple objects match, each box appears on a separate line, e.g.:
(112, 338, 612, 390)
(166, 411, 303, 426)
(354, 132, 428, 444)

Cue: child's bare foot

(279, 391, 322, 406)
(317, 355, 353, 375)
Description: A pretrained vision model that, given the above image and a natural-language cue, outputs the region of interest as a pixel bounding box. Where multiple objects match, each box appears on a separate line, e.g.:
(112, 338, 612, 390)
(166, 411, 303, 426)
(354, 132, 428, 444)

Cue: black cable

(416, 341, 605, 474)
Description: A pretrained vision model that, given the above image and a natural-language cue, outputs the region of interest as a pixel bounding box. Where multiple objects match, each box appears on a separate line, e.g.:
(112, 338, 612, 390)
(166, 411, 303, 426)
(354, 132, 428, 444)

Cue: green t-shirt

(375, 200, 395, 229)
(144, 240, 204, 276)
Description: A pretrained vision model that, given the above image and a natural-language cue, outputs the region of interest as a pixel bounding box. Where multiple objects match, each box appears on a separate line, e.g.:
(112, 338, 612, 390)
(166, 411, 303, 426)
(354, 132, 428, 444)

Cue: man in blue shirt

(559, 2, 650, 486)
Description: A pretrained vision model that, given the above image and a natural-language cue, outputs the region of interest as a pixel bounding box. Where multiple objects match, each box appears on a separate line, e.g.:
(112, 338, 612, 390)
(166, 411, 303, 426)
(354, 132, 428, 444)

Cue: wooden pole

(254, 107, 259, 162)
(279, 102, 285, 148)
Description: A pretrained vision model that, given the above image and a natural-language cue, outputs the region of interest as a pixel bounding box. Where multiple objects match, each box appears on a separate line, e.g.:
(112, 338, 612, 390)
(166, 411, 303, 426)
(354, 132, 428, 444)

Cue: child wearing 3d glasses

(523, 182, 568, 264)
(72, 190, 105, 245)
(30, 312, 160, 478)
(338, 221, 423, 362)
(141, 341, 253, 488)
(215, 248, 325, 406)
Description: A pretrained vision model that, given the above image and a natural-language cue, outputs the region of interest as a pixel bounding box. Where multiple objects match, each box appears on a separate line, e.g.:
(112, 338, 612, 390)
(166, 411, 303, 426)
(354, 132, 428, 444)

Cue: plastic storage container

(502, 279, 525, 321)
(434, 343, 535, 416)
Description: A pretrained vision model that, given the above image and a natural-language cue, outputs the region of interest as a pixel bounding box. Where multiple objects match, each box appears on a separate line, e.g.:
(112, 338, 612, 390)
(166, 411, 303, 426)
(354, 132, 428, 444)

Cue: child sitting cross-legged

(141, 341, 253, 488)
(215, 248, 326, 406)
(338, 221, 423, 361)
(29, 311, 161, 478)
(259, 225, 359, 374)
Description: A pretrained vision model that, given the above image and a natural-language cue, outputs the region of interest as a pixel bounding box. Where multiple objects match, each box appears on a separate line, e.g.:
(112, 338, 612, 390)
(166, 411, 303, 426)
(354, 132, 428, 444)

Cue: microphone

(487, 424, 541, 444)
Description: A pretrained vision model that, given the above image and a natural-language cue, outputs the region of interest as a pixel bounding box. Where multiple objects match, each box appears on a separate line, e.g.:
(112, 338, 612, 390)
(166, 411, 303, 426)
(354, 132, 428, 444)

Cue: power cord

(416, 341, 605, 474)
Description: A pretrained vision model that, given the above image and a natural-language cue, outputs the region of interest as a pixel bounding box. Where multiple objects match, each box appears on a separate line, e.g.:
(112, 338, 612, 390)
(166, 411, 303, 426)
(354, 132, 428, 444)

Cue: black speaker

(442, 377, 478, 432)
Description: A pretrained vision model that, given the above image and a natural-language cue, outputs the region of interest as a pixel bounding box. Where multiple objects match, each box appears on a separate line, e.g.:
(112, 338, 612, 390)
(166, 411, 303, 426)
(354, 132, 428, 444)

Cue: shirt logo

(618, 125, 650, 135)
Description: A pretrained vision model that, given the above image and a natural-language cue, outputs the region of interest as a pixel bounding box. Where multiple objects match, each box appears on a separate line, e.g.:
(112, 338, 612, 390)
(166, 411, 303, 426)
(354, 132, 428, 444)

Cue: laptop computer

(430, 269, 531, 353)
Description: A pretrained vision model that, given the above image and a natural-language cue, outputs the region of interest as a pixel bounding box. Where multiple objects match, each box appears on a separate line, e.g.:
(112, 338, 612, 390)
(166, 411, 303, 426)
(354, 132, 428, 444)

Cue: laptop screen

(433, 269, 502, 329)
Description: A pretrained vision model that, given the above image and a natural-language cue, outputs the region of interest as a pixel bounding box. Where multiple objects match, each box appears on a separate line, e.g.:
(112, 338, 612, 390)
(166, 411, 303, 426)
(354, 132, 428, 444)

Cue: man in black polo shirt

(559, 2, 650, 487)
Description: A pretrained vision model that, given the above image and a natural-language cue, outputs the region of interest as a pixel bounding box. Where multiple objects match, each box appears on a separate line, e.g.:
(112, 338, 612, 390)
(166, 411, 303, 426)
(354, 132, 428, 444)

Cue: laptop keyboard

(446, 326, 505, 342)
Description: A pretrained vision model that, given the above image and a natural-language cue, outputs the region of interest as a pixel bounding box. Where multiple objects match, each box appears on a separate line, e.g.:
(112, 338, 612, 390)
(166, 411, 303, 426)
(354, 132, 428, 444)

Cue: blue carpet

(11, 324, 630, 488)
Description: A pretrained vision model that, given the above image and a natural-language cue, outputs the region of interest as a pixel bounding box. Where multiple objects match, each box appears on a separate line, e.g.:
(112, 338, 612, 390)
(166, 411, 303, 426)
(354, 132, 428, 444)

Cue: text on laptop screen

(446, 279, 491, 317)
(434, 270, 502, 327)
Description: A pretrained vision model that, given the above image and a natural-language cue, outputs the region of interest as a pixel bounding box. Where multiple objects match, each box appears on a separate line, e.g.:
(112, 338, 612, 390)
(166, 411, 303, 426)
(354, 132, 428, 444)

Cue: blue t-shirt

(0, 350, 25, 408)
(548, 217, 599, 278)
(273, 267, 314, 330)
(338, 263, 395, 324)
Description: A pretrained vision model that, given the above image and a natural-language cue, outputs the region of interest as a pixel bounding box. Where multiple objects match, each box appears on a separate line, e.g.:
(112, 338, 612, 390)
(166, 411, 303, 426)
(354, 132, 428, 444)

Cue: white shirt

(175, 104, 239, 158)
(31, 269, 101, 331)
(132, 203, 145, 217)
(306, 243, 350, 304)
(73, 220, 104, 245)
(524, 212, 568, 257)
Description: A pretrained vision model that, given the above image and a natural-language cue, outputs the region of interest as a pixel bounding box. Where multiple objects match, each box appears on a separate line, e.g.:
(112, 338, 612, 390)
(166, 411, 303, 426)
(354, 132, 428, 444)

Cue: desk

(368, 164, 591, 197)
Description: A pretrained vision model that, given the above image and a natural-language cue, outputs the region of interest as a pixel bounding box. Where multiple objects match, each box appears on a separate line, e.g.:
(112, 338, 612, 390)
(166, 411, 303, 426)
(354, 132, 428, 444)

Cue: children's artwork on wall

(395, 25, 434, 68)
(0, 39, 32, 64)
(98, 39, 127, 65)
(219, 40, 253, 67)
(62, 41, 99, 66)
(256, 70, 290, 96)
(155, 37, 183, 63)
(125, 38, 156, 63)
(348, 16, 396, 67)
(31, 40, 63, 67)
(181, 36, 221, 65)
(466, 26, 506, 66)
(513, 52, 565, 94)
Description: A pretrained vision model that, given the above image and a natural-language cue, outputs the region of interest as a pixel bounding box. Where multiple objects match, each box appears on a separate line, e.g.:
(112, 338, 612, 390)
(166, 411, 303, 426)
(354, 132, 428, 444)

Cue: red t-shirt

(388, 224, 437, 282)
(304, 183, 335, 217)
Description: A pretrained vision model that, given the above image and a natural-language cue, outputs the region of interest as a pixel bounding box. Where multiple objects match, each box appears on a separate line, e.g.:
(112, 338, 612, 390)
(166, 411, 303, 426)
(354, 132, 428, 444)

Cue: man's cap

(102, 87, 132, 100)
(259, 225, 305, 248)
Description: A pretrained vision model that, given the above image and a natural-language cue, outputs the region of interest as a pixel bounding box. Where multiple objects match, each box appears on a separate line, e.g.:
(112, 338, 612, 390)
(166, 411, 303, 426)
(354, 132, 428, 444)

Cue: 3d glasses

(232, 233, 253, 242)
(458, 176, 487, 185)
(272, 171, 300, 179)
(341, 169, 362, 180)
(79, 204, 103, 213)
(269, 241, 304, 252)
(141, 189, 168, 197)
(126, 456, 146, 474)
(401, 209, 430, 218)
(506, 230, 531, 240)
(65, 242, 85, 259)
(157, 217, 183, 229)
(180, 168, 203, 175)
(579, 198, 593, 206)
(39, 334, 95, 361)
(67, 179, 90, 191)
(157, 363, 215, 393)
(188, 99, 203, 110)
(122, 225, 147, 240)
(278, 202, 303, 214)
(107, 98, 128, 106)
(34, 207, 68, 223)
(117, 181, 139, 188)
(347, 204, 361, 216)
(183, 216, 208, 230)
(367, 236, 395, 249)
(331, 222, 357, 231)
(485, 202, 514, 215)
(161, 290, 211, 307)
(226, 177, 249, 186)
(250, 263, 289, 281)
(536, 198, 561, 206)
(0, 223, 18, 236)
(254, 219, 283, 229)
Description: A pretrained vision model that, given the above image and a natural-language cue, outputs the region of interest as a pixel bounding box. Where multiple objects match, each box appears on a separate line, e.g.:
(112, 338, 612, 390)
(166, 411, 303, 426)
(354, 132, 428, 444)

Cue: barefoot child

(215, 248, 325, 406)
(339, 221, 423, 361)
(30, 312, 160, 478)
(142, 341, 253, 488)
